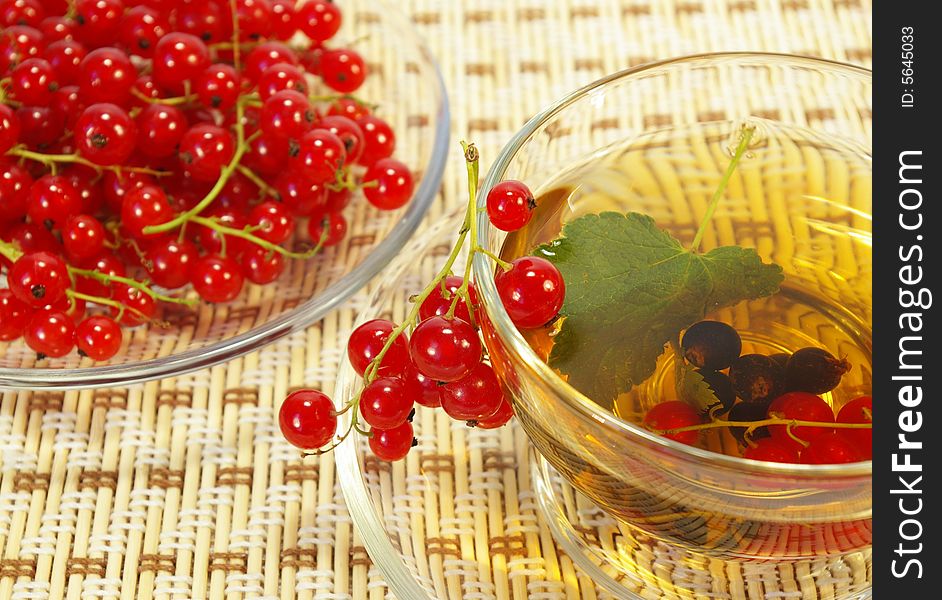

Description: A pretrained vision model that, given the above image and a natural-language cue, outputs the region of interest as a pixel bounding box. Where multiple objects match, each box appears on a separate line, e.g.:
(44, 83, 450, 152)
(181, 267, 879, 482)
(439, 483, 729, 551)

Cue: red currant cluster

(1, 0, 414, 361)
(279, 144, 566, 461)
(642, 320, 872, 464)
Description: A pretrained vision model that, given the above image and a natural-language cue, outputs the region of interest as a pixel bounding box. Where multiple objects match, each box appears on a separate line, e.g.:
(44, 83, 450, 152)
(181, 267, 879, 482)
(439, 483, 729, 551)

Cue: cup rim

(473, 52, 872, 478)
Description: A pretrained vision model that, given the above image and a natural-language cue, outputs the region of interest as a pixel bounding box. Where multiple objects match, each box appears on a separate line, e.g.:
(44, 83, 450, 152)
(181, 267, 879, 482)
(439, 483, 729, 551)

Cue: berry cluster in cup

(279, 144, 565, 461)
(1, 0, 414, 361)
(642, 320, 873, 464)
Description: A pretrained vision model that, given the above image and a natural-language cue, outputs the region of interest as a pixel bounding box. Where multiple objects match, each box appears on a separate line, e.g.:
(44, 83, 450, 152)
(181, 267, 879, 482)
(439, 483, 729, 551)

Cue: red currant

(418, 275, 477, 324)
(768, 392, 835, 444)
(144, 237, 197, 289)
(268, 0, 297, 40)
(244, 41, 297, 82)
(75, 252, 124, 297)
(244, 133, 289, 177)
(191, 254, 244, 303)
(742, 437, 800, 463)
(79, 47, 135, 105)
(0, 161, 31, 220)
(249, 200, 294, 244)
(61, 165, 103, 215)
(9, 57, 58, 105)
(486, 180, 535, 232)
(800, 433, 865, 464)
(279, 389, 337, 450)
(49, 85, 85, 130)
(0, 26, 45, 74)
(195, 63, 240, 110)
(231, 0, 272, 40)
(151, 32, 210, 94)
(297, 0, 342, 42)
(320, 48, 366, 93)
(192, 208, 250, 256)
(62, 214, 106, 261)
(494, 256, 565, 329)
(410, 316, 482, 383)
(239, 245, 285, 284)
(24, 308, 75, 358)
(0, 289, 33, 341)
(274, 171, 327, 216)
(101, 170, 154, 213)
(356, 115, 395, 166)
(476, 394, 514, 429)
(0, 0, 44, 28)
(440, 362, 504, 422)
(16, 105, 64, 149)
(261, 89, 315, 142)
(135, 103, 187, 158)
(643, 401, 701, 445)
(836, 396, 872, 459)
(178, 124, 235, 182)
(257, 61, 308, 100)
(4, 222, 60, 255)
(363, 158, 414, 210)
(175, 1, 224, 44)
(121, 185, 172, 238)
(118, 5, 168, 58)
(328, 97, 370, 121)
(75, 315, 122, 360)
(74, 0, 123, 46)
(402, 363, 443, 408)
(290, 128, 346, 183)
(29, 174, 82, 227)
(347, 319, 411, 377)
(43, 40, 85, 86)
(359, 376, 414, 430)
(74, 102, 136, 166)
(0, 104, 21, 155)
(110, 283, 156, 326)
(368, 421, 415, 462)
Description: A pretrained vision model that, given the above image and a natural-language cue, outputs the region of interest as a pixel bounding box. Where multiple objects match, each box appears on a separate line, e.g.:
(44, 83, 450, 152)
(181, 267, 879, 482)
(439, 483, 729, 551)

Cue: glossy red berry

(118, 5, 168, 58)
(101, 170, 154, 214)
(62, 214, 106, 261)
(742, 438, 800, 463)
(244, 133, 289, 177)
(145, 237, 197, 289)
(16, 105, 63, 149)
(368, 421, 415, 462)
(261, 89, 315, 142)
(9, 57, 58, 105)
(74, 102, 136, 166)
(800, 433, 865, 464)
(836, 396, 872, 459)
(318, 115, 364, 164)
(257, 61, 308, 100)
(110, 283, 157, 326)
(347, 319, 411, 377)
(232, 0, 272, 40)
(279, 389, 337, 450)
(486, 180, 535, 232)
(291, 128, 346, 183)
(1, 0, 44, 28)
(297, 0, 342, 41)
(75, 315, 122, 360)
(0, 289, 33, 341)
(178, 124, 235, 182)
(359, 376, 415, 430)
(356, 115, 395, 166)
(402, 363, 443, 408)
(191, 255, 244, 303)
(39, 15, 76, 43)
(175, 1, 225, 44)
(74, 0, 123, 46)
(249, 200, 294, 244)
(0, 26, 45, 74)
(151, 32, 210, 94)
(268, 0, 297, 40)
(122, 185, 172, 238)
(274, 171, 327, 216)
(74, 252, 124, 297)
(768, 392, 835, 444)
(4, 222, 60, 255)
(43, 40, 86, 86)
(24, 308, 75, 358)
(441, 362, 504, 422)
(135, 103, 187, 158)
(418, 275, 477, 324)
(0, 104, 21, 155)
(410, 316, 482, 383)
(643, 401, 701, 445)
(79, 47, 135, 105)
(193, 208, 249, 256)
(0, 162, 31, 220)
(476, 394, 514, 429)
(195, 63, 240, 110)
(29, 174, 82, 227)
(239, 245, 285, 284)
(363, 158, 414, 210)
(494, 256, 565, 329)
(320, 48, 366, 93)
(244, 41, 297, 82)
(328, 97, 370, 121)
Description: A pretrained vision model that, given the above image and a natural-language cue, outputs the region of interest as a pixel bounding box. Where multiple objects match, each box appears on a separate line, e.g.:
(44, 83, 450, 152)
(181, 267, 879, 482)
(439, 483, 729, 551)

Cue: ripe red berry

(9, 57, 58, 105)
(62, 214, 106, 261)
(257, 61, 308, 100)
(24, 308, 75, 358)
(836, 396, 872, 459)
(118, 5, 168, 58)
(43, 40, 86, 86)
(742, 438, 800, 463)
(145, 237, 197, 289)
(494, 256, 565, 329)
(347, 319, 411, 378)
(0, 26, 45, 74)
(110, 283, 156, 326)
(175, 1, 225, 44)
(402, 363, 443, 408)
(232, 0, 272, 40)
(359, 376, 415, 430)
(75, 315, 122, 361)
(643, 401, 701, 445)
(121, 185, 173, 238)
(239, 245, 285, 284)
(135, 103, 187, 159)
(74, 252, 124, 297)
(297, 0, 342, 42)
(261, 89, 315, 142)
(74, 0, 123, 46)
(5, 222, 60, 255)
(320, 48, 366, 93)
(279, 389, 337, 450)
(191, 255, 244, 303)
(476, 394, 514, 429)
(0, 104, 21, 155)
(29, 174, 82, 227)
(178, 124, 235, 182)
(800, 433, 865, 464)
(328, 97, 370, 121)
(245, 132, 289, 176)
(409, 316, 482, 383)
(244, 41, 298, 82)
(306, 211, 347, 247)
(274, 171, 327, 216)
(363, 158, 414, 210)
(486, 180, 535, 232)
(368, 421, 415, 462)
(74, 102, 136, 166)
(0, 289, 33, 341)
(440, 362, 504, 422)
(418, 275, 477, 324)
(291, 128, 346, 183)
(768, 392, 835, 444)
(249, 200, 294, 244)
(356, 115, 395, 166)
(0, 161, 31, 219)
(1, 0, 44, 28)
(79, 47, 135, 105)
(151, 32, 210, 94)
(16, 105, 64, 149)
(195, 63, 240, 110)
(268, 0, 297, 40)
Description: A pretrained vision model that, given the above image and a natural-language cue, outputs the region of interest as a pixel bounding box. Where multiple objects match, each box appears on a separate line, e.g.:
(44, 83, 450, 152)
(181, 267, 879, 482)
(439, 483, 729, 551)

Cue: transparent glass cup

(472, 54, 871, 595)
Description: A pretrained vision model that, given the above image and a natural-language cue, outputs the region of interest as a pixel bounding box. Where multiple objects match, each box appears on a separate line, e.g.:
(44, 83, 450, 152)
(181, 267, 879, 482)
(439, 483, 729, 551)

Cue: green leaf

(537, 211, 783, 404)
(676, 365, 719, 414)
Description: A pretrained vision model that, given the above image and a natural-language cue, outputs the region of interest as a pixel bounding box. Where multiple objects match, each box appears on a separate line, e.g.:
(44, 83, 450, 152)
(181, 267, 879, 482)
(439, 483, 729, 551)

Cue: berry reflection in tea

(499, 119, 873, 464)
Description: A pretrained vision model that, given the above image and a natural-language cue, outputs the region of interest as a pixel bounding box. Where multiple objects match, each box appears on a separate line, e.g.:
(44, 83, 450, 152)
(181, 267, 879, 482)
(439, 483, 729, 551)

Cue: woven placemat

(0, 1, 871, 599)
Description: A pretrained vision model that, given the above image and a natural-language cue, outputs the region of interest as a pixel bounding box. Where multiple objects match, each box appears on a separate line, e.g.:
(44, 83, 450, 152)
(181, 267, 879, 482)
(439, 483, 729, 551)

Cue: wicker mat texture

(0, 1, 871, 599)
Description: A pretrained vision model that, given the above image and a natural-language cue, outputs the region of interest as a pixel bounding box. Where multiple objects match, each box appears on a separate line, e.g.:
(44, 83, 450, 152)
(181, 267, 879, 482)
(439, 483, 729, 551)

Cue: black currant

(728, 400, 772, 446)
(729, 354, 785, 403)
(681, 320, 742, 371)
(697, 369, 736, 414)
(769, 352, 790, 369)
(785, 347, 851, 394)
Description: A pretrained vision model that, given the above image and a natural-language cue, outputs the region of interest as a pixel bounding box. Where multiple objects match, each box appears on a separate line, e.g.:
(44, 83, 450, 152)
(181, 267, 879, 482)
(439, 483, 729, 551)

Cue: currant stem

(235, 164, 278, 197)
(7, 147, 170, 177)
(66, 289, 145, 322)
(473, 246, 511, 271)
(130, 88, 194, 105)
(189, 215, 326, 260)
(229, 0, 242, 73)
(67, 267, 198, 306)
(445, 142, 480, 320)
(689, 124, 756, 253)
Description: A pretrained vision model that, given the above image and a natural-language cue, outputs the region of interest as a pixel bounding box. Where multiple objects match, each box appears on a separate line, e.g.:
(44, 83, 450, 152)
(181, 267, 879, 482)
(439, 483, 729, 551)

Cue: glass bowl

(0, 0, 449, 390)
(473, 54, 871, 597)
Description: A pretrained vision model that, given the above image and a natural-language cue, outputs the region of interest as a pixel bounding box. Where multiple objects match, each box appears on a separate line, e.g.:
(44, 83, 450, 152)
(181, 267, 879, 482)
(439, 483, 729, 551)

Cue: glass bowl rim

(0, 7, 451, 391)
(472, 52, 872, 478)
